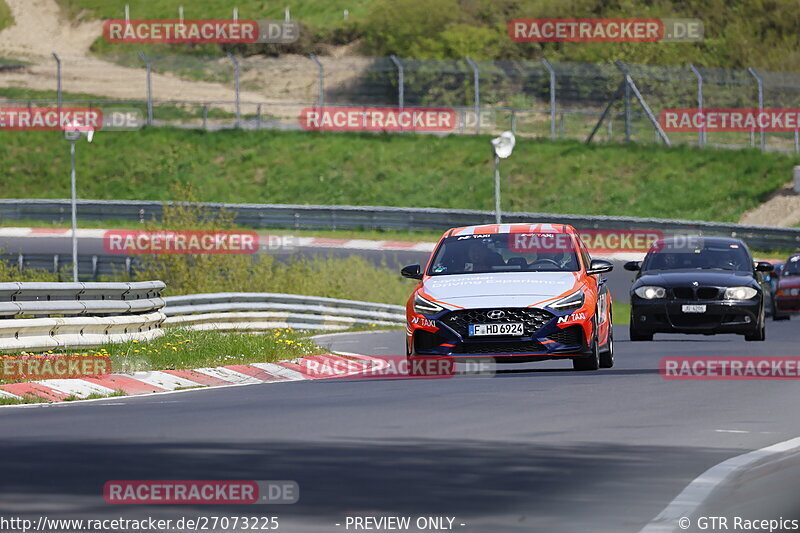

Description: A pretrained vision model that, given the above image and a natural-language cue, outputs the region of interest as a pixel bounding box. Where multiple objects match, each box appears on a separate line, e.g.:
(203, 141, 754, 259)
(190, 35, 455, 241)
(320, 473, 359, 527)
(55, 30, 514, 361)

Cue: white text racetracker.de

(340, 516, 463, 530)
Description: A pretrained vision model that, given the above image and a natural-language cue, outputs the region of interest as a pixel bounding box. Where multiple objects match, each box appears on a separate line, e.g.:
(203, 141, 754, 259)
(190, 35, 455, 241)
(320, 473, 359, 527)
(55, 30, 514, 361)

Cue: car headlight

(549, 290, 585, 311)
(413, 293, 444, 315)
(634, 286, 666, 300)
(724, 287, 758, 300)
(778, 288, 800, 296)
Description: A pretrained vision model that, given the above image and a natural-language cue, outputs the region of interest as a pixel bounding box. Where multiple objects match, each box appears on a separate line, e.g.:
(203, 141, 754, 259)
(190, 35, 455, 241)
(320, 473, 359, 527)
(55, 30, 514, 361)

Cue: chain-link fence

(2, 53, 800, 151)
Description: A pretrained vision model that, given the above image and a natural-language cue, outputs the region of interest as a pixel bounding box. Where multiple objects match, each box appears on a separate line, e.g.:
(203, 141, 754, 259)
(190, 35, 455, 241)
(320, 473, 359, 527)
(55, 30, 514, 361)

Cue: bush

(132, 189, 414, 304)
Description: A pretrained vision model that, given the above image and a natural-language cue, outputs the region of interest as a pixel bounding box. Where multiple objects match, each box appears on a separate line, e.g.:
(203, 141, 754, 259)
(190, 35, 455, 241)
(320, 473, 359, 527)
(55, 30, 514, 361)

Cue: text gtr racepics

(401, 224, 615, 371)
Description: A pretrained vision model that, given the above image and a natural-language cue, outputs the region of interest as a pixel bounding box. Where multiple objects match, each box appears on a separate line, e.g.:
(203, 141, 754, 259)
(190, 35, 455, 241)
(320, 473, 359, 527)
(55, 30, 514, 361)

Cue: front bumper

(775, 296, 800, 314)
(631, 298, 761, 334)
(408, 307, 593, 360)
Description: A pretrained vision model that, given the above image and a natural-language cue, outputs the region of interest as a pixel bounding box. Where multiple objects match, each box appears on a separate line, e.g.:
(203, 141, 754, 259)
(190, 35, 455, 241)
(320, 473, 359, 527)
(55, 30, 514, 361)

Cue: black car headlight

(634, 286, 666, 300)
(549, 290, 585, 311)
(413, 293, 444, 315)
(724, 286, 758, 300)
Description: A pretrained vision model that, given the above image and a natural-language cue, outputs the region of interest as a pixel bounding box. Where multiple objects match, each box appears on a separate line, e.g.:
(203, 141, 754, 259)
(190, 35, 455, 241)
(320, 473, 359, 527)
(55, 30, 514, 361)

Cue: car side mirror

(623, 261, 641, 272)
(755, 261, 774, 273)
(401, 264, 423, 280)
(587, 259, 613, 275)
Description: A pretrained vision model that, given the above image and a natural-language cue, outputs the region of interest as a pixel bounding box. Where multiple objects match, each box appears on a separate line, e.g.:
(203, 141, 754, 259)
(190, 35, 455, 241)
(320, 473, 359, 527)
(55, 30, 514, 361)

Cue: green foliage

(52, 0, 800, 70)
(0, 128, 795, 223)
(0, 256, 58, 282)
(0, 0, 12, 31)
(128, 191, 415, 303)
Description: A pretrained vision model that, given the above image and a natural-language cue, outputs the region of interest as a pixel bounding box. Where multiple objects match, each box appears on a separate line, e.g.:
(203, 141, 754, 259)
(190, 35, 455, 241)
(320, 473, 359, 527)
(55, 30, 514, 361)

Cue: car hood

(422, 272, 579, 309)
(636, 269, 756, 288)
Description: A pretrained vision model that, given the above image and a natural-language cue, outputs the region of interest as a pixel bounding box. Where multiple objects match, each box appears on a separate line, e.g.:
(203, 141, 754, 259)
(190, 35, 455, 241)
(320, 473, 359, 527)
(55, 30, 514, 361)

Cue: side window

(578, 240, 592, 271)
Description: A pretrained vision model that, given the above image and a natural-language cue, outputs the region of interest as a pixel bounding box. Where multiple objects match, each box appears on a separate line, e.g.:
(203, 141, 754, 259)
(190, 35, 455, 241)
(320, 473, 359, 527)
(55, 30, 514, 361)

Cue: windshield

(783, 257, 800, 275)
(428, 233, 580, 275)
(642, 241, 752, 272)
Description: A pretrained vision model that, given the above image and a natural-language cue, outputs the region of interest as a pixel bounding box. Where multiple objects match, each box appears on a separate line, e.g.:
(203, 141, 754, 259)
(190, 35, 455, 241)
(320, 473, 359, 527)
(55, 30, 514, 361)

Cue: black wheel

(744, 323, 766, 341)
(629, 324, 653, 342)
(573, 330, 600, 371)
(599, 329, 614, 368)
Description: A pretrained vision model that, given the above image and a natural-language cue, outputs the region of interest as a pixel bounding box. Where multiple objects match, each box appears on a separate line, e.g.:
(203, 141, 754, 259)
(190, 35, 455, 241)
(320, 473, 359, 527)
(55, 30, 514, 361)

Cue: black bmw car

(625, 237, 773, 341)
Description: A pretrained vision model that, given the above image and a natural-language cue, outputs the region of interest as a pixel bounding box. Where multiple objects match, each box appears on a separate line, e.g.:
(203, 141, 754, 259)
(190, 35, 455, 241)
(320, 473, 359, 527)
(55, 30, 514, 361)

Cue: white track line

(639, 436, 800, 532)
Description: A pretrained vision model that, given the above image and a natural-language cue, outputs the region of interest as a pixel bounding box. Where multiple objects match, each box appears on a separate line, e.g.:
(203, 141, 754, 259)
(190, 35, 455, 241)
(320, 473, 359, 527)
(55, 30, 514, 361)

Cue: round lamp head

(491, 131, 516, 159)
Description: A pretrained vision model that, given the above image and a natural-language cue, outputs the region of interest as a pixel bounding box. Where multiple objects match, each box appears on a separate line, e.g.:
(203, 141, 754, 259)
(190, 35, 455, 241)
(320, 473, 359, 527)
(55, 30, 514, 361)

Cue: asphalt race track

(2, 322, 799, 532)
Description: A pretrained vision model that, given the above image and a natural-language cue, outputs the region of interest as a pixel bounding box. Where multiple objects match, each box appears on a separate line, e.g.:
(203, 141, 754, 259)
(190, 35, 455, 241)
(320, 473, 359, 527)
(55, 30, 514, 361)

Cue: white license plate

(469, 323, 524, 336)
(682, 305, 707, 313)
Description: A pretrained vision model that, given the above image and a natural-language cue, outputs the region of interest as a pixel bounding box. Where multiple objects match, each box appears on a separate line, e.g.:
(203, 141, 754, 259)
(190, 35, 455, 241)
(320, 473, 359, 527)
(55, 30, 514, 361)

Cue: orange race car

(401, 223, 614, 371)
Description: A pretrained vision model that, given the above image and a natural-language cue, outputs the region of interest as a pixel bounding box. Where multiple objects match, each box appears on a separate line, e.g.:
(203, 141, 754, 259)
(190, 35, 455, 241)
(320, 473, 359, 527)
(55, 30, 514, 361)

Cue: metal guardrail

(0, 281, 166, 351)
(163, 293, 405, 332)
(0, 313, 165, 351)
(0, 281, 165, 316)
(2, 199, 800, 251)
(1, 252, 135, 280)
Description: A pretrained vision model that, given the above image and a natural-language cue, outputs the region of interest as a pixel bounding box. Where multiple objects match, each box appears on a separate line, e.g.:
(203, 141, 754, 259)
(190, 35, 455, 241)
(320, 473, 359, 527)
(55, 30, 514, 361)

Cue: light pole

(490, 131, 516, 224)
(64, 122, 94, 282)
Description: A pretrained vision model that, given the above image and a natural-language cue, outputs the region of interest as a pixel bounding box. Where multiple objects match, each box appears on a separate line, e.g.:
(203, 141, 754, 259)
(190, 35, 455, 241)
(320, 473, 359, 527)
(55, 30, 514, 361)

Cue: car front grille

(453, 340, 546, 354)
(441, 308, 555, 337)
(547, 325, 584, 346)
(671, 287, 721, 300)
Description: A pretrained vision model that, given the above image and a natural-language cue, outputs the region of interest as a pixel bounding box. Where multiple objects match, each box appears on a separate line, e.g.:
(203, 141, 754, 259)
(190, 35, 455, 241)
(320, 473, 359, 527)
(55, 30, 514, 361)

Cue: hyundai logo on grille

(487, 310, 506, 320)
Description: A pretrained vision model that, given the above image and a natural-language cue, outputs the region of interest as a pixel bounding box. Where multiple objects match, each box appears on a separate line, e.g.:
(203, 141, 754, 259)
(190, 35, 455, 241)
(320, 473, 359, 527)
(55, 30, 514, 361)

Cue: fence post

(52, 53, 61, 116)
(138, 51, 153, 126)
(202, 104, 207, 130)
(541, 58, 556, 139)
(689, 64, 705, 147)
(227, 53, 241, 128)
(465, 56, 480, 134)
(614, 61, 670, 146)
(389, 55, 404, 109)
(620, 64, 632, 142)
(748, 67, 765, 151)
(309, 54, 324, 110)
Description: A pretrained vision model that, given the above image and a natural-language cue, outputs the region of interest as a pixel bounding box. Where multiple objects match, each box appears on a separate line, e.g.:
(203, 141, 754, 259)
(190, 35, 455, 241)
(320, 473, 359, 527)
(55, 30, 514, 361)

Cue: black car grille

(547, 325, 584, 347)
(453, 340, 546, 354)
(671, 287, 721, 300)
(441, 308, 555, 337)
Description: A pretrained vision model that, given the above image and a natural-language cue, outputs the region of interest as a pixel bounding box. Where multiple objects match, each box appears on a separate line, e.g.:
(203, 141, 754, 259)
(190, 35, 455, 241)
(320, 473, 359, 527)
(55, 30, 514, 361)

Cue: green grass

(0, 128, 796, 223)
(0, 88, 247, 122)
(612, 302, 630, 326)
(104, 328, 322, 370)
(57, 0, 372, 28)
(0, 329, 320, 378)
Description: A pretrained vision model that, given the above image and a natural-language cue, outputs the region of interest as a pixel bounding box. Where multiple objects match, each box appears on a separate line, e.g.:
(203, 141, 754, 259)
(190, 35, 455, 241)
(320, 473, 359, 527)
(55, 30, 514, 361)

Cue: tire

(599, 330, 614, 368)
(573, 331, 600, 371)
(745, 307, 766, 341)
(629, 324, 653, 342)
(744, 323, 766, 341)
